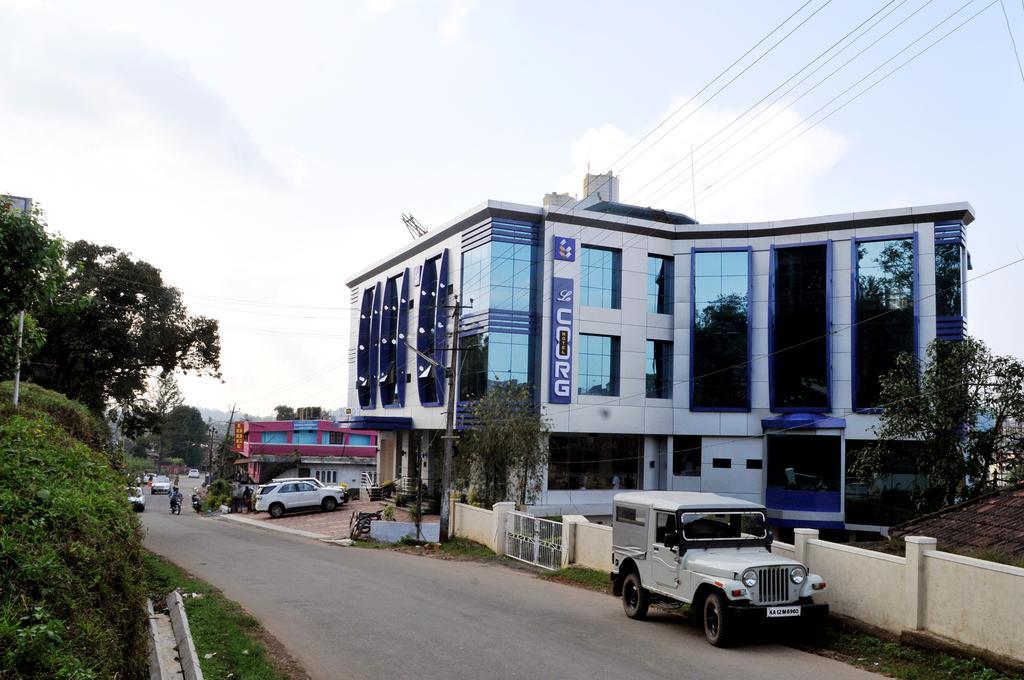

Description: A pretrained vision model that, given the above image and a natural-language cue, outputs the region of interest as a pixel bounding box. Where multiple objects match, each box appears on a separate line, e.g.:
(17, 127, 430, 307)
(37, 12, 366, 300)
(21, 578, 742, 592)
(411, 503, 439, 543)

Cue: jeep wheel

(621, 572, 650, 620)
(269, 503, 285, 519)
(322, 497, 337, 512)
(703, 592, 733, 647)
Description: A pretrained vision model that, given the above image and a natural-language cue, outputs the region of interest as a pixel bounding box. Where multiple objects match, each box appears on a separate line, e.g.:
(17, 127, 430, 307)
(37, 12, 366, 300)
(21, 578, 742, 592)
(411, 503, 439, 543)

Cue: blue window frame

(852, 235, 917, 411)
(645, 339, 673, 399)
(935, 242, 964, 317)
(690, 248, 751, 411)
(769, 242, 831, 412)
(293, 431, 317, 445)
(417, 253, 442, 406)
(348, 433, 372, 446)
(647, 255, 674, 314)
(262, 431, 287, 444)
(580, 246, 621, 309)
(356, 285, 376, 408)
(578, 334, 619, 396)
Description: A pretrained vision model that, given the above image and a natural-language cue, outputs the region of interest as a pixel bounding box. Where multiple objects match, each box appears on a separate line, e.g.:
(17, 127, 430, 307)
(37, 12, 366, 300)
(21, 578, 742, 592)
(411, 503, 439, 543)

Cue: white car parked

(150, 476, 171, 495)
(188, 468, 200, 478)
(255, 480, 346, 519)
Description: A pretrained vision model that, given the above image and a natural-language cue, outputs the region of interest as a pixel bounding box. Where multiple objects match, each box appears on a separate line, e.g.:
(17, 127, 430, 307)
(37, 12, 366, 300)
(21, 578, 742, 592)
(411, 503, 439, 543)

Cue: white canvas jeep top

(613, 491, 765, 512)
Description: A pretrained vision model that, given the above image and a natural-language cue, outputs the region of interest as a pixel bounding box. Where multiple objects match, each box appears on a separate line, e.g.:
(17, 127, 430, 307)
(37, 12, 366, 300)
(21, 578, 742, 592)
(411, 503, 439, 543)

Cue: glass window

(328, 431, 344, 445)
(772, 244, 829, 410)
(935, 242, 963, 317)
(681, 512, 767, 541)
(645, 340, 672, 399)
(855, 238, 915, 409)
(278, 484, 297, 493)
(654, 512, 678, 544)
(672, 435, 701, 476)
(356, 285, 376, 408)
(845, 439, 929, 526)
(548, 434, 642, 490)
(578, 334, 619, 396)
(257, 485, 277, 495)
(766, 435, 841, 493)
(692, 250, 750, 409)
(647, 255, 674, 314)
(348, 433, 372, 446)
(616, 505, 644, 525)
(458, 331, 533, 401)
(262, 431, 287, 444)
(293, 431, 317, 444)
(712, 458, 730, 468)
(581, 246, 621, 309)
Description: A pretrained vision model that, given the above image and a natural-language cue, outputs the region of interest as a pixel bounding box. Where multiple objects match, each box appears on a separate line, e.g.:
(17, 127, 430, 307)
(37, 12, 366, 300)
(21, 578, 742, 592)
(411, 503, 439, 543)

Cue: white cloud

(558, 98, 849, 223)
(367, 0, 395, 14)
(439, 0, 479, 44)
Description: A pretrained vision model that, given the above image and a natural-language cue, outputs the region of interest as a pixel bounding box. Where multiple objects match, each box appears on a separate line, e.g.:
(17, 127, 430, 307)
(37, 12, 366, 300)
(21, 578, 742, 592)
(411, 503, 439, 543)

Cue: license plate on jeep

(767, 606, 801, 618)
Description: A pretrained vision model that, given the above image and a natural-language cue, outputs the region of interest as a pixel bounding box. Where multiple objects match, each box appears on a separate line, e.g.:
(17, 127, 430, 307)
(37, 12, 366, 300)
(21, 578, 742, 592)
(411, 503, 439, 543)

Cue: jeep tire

(269, 503, 285, 519)
(703, 591, 733, 647)
(322, 497, 337, 512)
(621, 572, 650, 620)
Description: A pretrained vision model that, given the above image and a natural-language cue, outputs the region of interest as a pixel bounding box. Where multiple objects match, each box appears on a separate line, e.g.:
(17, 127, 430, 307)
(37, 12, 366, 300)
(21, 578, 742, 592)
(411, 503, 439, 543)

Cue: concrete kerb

(219, 513, 330, 540)
(166, 590, 203, 680)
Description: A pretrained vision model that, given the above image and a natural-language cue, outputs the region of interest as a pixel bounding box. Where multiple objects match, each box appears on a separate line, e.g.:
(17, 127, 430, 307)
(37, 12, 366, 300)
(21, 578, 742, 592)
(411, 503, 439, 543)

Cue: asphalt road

(142, 486, 875, 680)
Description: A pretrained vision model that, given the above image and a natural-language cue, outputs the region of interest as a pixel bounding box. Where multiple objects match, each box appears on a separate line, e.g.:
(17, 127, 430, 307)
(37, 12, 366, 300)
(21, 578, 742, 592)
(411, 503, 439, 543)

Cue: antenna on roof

(402, 212, 428, 240)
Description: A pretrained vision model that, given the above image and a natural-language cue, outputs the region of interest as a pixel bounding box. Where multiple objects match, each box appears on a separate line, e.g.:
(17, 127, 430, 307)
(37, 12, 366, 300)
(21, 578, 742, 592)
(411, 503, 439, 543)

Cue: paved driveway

(142, 499, 876, 680)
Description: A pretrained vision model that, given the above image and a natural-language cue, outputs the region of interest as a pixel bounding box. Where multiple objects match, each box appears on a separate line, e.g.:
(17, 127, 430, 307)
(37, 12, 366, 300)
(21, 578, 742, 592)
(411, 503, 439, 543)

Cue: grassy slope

(0, 382, 147, 679)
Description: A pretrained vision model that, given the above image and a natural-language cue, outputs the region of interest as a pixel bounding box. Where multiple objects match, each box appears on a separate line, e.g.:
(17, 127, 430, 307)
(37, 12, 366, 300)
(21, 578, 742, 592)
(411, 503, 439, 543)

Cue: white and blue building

(343, 176, 973, 534)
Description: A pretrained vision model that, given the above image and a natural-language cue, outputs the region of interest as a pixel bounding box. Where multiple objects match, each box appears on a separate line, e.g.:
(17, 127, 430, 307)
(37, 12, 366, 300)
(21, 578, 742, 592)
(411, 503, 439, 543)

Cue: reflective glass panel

(647, 255, 674, 314)
(581, 246, 621, 309)
(855, 238, 914, 409)
(935, 242, 963, 317)
(692, 250, 749, 409)
(772, 244, 828, 409)
(578, 333, 619, 396)
(645, 339, 672, 399)
(547, 434, 642, 490)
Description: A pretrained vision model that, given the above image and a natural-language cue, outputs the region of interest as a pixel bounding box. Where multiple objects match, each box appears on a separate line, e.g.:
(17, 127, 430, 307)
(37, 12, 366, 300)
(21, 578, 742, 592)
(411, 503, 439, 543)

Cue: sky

(2, 0, 1023, 417)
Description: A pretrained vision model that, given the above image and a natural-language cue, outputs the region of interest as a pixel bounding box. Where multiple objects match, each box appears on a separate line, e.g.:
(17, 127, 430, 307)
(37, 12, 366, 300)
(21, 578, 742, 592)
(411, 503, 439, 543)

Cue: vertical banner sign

(233, 422, 244, 452)
(549, 276, 574, 404)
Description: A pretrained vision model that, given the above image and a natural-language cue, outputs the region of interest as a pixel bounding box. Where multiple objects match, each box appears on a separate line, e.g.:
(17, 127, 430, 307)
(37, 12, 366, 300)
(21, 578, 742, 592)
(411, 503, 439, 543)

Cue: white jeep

(611, 491, 828, 647)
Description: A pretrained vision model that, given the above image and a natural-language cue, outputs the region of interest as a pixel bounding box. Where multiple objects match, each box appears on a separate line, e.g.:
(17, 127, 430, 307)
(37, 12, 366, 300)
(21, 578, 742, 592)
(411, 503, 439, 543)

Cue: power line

(676, 0, 997, 214)
(999, 0, 1024, 86)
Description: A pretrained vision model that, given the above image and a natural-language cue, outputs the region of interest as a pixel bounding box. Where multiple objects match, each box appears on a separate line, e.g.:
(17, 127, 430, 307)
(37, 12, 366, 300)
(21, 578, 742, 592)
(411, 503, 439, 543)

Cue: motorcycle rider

(191, 491, 202, 512)
(169, 486, 182, 514)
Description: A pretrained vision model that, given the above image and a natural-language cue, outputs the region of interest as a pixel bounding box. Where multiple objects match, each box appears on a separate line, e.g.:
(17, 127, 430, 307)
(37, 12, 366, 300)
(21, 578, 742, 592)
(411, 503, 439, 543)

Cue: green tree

(457, 382, 550, 507)
(164, 405, 208, 468)
(853, 337, 1024, 511)
(25, 240, 220, 412)
(0, 198, 64, 375)
(274, 405, 295, 420)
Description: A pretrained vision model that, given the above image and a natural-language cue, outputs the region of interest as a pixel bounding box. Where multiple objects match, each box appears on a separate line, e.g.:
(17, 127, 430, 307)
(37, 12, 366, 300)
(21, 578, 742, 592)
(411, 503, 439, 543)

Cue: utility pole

(206, 419, 215, 480)
(438, 296, 462, 541)
(12, 310, 25, 407)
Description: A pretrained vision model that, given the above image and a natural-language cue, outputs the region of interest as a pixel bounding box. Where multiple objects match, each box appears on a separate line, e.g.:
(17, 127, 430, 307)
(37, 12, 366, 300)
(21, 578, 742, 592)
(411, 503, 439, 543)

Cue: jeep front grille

(756, 567, 791, 605)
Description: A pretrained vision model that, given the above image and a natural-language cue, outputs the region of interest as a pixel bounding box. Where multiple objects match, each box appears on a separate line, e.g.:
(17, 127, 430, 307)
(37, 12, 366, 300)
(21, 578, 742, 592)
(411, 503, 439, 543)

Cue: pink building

(232, 420, 378, 487)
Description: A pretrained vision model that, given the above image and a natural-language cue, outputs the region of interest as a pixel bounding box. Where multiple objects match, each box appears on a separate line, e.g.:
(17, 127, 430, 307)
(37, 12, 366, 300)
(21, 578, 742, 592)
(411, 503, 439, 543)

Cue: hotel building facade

(343, 179, 973, 533)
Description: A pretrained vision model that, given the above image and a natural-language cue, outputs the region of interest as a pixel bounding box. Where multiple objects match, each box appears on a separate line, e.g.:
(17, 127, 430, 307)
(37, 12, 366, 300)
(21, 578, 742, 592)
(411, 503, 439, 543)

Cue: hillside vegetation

(0, 381, 147, 679)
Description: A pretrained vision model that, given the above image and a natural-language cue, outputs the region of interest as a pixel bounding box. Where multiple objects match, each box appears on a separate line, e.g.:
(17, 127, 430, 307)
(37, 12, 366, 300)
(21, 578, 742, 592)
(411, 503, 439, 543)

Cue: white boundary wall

(453, 505, 1024, 664)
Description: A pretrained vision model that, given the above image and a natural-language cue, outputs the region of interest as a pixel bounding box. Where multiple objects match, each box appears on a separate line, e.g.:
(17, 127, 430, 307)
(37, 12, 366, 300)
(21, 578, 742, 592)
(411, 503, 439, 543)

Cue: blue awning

(339, 416, 414, 431)
(761, 412, 846, 431)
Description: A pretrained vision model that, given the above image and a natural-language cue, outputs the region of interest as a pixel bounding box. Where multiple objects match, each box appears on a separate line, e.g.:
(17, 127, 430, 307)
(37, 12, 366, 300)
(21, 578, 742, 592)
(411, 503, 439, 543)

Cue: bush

(0, 388, 147, 678)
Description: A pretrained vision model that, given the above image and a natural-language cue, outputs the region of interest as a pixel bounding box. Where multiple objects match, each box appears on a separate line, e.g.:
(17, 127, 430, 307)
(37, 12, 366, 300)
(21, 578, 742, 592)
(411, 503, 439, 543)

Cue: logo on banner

(554, 236, 575, 262)
(549, 277, 574, 404)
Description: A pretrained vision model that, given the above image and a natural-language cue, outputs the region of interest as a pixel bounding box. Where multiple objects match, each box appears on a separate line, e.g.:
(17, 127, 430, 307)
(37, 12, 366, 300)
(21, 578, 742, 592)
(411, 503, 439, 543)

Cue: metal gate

(505, 511, 563, 570)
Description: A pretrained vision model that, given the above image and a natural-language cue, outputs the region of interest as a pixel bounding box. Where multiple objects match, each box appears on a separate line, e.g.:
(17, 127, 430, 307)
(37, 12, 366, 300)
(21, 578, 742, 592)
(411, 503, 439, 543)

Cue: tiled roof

(890, 483, 1024, 556)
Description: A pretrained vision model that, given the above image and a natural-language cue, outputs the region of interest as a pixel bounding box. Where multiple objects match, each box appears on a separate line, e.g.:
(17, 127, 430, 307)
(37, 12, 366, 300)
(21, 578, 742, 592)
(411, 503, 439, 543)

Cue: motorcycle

(191, 493, 202, 513)
(169, 490, 182, 515)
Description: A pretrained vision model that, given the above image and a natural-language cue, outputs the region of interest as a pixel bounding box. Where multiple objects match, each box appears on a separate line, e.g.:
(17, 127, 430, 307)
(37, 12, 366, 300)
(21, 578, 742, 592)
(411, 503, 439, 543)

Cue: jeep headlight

(790, 566, 806, 584)
(742, 569, 758, 588)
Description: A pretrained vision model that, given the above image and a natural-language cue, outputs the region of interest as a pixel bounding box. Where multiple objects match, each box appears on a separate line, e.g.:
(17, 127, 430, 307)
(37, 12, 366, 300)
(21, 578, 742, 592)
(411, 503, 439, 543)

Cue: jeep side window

(654, 511, 677, 544)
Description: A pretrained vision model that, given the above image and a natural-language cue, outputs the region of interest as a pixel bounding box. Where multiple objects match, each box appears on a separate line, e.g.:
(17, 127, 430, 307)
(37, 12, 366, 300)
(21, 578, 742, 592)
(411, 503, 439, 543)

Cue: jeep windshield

(680, 511, 767, 542)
